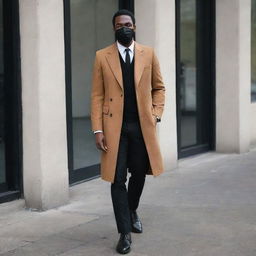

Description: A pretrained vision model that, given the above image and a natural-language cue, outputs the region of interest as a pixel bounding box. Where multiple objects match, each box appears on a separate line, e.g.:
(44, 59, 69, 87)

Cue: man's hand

(95, 132, 107, 152)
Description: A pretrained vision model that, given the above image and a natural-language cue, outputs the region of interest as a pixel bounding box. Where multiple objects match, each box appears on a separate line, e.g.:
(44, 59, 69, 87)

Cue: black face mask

(115, 27, 134, 45)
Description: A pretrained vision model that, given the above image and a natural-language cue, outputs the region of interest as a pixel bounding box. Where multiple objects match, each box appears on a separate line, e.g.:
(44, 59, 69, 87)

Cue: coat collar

(105, 41, 146, 90)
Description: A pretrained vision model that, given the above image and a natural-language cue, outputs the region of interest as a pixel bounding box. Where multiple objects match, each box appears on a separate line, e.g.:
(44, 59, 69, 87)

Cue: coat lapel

(105, 43, 123, 90)
(134, 42, 146, 89)
(105, 41, 146, 91)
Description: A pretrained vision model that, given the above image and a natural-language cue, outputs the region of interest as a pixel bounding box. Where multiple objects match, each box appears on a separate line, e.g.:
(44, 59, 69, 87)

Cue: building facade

(0, 0, 255, 209)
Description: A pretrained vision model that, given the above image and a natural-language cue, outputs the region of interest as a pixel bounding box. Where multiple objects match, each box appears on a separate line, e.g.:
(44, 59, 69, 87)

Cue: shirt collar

(116, 40, 135, 54)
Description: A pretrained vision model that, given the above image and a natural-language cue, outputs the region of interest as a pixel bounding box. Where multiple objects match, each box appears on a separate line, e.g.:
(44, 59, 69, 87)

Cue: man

(90, 9, 165, 254)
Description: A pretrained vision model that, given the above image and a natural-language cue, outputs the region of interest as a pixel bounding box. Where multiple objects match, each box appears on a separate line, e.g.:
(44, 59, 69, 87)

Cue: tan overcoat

(90, 41, 165, 183)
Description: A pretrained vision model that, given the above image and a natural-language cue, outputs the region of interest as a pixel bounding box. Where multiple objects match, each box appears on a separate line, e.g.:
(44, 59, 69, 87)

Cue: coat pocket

(144, 64, 152, 70)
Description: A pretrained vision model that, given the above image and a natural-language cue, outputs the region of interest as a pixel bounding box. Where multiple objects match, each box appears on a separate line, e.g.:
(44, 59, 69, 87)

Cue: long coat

(90, 41, 165, 183)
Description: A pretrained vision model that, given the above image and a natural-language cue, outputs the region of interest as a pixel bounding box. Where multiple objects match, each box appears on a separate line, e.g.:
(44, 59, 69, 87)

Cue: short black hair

(112, 9, 136, 27)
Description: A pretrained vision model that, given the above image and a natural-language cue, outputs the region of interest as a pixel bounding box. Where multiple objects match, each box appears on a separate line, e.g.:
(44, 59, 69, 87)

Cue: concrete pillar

(216, 0, 251, 153)
(135, 0, 178, 170)
(19, 0, 69, 210)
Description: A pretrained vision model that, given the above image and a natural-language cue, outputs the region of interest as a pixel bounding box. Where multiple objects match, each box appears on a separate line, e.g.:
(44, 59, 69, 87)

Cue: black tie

(125, 48, 130, 66)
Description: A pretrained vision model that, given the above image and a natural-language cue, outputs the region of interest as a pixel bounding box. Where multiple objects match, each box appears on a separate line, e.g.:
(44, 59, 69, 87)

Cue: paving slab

(0, 150, 256, 255)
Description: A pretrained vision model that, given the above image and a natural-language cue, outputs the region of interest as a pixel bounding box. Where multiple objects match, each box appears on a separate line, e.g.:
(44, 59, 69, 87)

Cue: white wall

(216, 0, 251, 153)
(19, 0, 69, 210)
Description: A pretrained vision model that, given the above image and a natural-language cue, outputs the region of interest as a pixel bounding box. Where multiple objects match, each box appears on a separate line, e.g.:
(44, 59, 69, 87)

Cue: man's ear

(133, 24, 136, 31)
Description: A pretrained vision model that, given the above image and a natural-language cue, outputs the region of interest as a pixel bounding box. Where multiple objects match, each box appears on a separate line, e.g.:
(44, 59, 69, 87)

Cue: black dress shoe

(116, 233, 132, 254)
(130, 210, 143, 233)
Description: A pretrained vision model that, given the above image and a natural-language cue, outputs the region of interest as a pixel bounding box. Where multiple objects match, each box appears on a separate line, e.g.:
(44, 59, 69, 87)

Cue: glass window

(179, 0, 197, 147)
(70, 0, 118, 169)
(0, 0, 6, 184)
(252, 0, 256, 102)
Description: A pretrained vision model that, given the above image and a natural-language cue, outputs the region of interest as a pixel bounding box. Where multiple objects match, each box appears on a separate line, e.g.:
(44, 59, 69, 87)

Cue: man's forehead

(115, 15, 133, 24)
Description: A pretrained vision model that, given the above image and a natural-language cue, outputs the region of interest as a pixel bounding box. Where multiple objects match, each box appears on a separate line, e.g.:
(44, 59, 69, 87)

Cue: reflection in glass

(252, 0, 256, 102)
(180, 0, 197, 147)
(0, 0, 6, 184)
(70, 0, 118, 169)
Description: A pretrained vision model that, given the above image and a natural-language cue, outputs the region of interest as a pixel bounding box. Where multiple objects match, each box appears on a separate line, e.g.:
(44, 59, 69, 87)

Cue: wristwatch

(155, 116, 161, 123)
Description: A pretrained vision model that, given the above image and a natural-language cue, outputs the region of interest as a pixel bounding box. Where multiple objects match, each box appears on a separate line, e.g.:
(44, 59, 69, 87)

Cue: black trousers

(111, 120, 150, 234)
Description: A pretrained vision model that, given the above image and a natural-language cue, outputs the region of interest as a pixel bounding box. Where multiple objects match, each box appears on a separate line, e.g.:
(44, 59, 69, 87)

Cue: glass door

(176, 0, 215, 158)
(0, 0, 22, 202)
(252, 0, 256, 102)
(64, 0, 132, 184)
(0, 0, 6, 192)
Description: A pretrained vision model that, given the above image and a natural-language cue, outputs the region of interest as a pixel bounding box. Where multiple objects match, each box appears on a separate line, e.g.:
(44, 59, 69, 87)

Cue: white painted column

(19, 0, 69, 210)
(135, 0, 178, 170)
(216, 0, 251, 153)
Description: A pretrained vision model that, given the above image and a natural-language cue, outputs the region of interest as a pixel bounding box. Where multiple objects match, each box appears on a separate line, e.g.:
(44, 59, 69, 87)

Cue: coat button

(110, 113, 112, 117)
(110, 98, 113, 101)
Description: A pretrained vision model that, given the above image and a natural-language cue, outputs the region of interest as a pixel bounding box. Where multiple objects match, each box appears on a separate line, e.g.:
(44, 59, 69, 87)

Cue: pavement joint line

(141, 202, 256, 209)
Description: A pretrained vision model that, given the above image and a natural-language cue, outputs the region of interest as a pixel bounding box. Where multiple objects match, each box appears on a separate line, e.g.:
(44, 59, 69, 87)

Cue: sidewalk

(0, 149, 256, 256)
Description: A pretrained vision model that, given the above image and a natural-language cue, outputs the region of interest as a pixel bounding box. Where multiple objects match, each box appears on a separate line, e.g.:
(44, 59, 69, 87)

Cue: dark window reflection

(0, 0, 6, 184)
(252, 0, 256, 102)
(70, 0, 118, 169)
(180, 0, 197, 147)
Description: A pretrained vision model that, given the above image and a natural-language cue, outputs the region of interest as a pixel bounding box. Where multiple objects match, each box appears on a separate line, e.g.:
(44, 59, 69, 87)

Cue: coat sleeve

(151, 49, 165, 118)
(90, 52, 104, 132)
